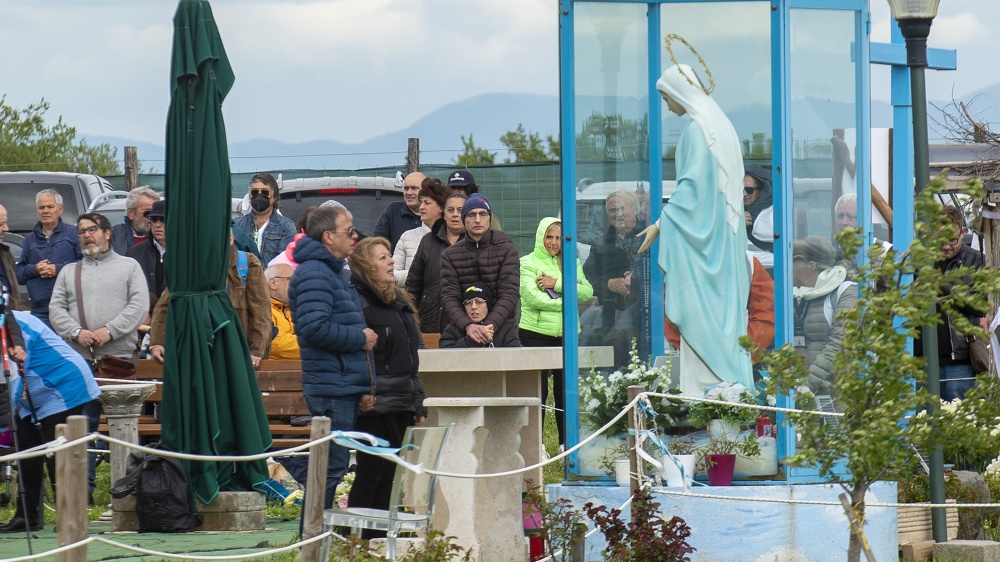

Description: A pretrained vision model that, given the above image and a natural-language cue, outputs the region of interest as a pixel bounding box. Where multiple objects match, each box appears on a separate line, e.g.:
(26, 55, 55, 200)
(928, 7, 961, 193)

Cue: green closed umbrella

(162, 0, 270, 504)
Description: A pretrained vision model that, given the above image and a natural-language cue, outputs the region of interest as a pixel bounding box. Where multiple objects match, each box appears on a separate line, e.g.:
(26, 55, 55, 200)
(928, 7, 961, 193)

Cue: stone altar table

(423, 396, 539, 562)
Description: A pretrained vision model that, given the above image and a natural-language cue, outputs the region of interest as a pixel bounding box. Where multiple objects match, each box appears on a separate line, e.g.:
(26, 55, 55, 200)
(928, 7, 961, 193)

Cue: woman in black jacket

(347, 236, 426, 521)
(405, 192, 466, 333)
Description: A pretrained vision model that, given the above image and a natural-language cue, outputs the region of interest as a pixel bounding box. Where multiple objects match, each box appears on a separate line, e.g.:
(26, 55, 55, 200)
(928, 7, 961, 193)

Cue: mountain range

(88, 83, 1000, 174)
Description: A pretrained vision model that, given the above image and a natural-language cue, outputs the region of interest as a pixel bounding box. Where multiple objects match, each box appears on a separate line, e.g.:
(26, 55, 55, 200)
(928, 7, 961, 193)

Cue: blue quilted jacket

(289, 236, 372, 398)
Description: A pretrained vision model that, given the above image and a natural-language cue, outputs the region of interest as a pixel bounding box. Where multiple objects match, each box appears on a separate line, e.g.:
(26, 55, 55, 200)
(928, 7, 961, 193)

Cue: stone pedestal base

(114, 491, 266, 532)
(424, 397, 538, 562)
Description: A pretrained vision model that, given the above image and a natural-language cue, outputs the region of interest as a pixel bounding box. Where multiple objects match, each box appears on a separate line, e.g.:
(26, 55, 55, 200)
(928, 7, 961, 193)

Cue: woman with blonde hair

(519, 217, 593, 448)
(346, 237, 426, 528)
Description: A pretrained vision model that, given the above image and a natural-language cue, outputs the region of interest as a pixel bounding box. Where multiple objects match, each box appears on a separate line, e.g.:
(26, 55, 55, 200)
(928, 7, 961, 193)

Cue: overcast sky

(0, 1, 995, 146)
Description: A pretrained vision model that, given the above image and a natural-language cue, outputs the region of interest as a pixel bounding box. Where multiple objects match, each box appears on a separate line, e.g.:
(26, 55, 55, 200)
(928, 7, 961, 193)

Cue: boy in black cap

(439, 281, 520, 348)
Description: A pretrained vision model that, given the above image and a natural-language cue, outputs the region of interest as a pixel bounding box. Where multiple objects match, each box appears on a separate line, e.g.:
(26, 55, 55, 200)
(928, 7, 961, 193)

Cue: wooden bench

(98, 359, 311, 452)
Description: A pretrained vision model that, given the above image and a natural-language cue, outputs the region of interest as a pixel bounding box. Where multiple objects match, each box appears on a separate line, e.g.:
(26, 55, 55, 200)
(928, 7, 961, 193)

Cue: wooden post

(56, 415, 88, 562)
(299, 416, 331, 562)
(407, 138, 420, 173)
(626, 385, 642, 508)
(124, 146, 138, 191)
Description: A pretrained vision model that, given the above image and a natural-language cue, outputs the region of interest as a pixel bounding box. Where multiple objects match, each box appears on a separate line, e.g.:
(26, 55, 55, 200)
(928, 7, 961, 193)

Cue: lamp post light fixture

(886, 0, 946, 544)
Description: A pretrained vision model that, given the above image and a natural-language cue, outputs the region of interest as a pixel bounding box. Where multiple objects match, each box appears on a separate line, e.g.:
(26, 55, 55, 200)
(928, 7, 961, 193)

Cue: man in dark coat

(126, 200, 167, 315)
(372, 171, 424, 252)
(288, 205, 377, 509)
(439, 194, 519, 345)
(109, 186, 159, 256)
(915, 205, 987, 401)
(405, 192, 466, 332)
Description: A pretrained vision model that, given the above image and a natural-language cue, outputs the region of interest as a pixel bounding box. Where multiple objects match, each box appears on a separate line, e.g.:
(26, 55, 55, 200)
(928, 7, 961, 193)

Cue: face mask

(251, 193, 271, 213)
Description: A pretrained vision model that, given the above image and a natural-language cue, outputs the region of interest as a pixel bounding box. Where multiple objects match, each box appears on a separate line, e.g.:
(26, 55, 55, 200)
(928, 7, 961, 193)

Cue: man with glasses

(110, 186, 159, 255)
(440, 281, 520, 348)
(127, 200, 168, 315)
(372, 171, 425, 252)
(266, 263, 299, 360)
(233, 172, 296, 265)
(17, 189, 84, 327)
(915, 205, 987, 401)
(48, 212, 147, 503)
(288, 204, 378, 509)
(440, 194, 520, 346)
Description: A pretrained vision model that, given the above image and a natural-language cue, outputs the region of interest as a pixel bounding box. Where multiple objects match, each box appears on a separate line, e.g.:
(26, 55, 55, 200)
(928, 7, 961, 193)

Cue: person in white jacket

(393, 178, 449, 288)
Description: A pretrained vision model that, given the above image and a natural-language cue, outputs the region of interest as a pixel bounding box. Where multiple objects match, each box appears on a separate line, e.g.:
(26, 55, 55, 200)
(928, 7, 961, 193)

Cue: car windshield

(278, 189, 402, 236)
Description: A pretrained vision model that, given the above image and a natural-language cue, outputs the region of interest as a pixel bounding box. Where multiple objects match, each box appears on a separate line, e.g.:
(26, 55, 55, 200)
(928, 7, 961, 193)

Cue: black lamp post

(886, 0, 946, 544)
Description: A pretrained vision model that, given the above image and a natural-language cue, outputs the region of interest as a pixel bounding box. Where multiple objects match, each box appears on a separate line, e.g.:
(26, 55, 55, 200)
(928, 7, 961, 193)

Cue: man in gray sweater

(48, 211, 148, 502)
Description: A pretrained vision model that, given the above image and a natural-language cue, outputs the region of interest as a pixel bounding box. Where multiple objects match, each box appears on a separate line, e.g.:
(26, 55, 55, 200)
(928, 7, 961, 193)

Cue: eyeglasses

(465, 211, 489, 220)
(250, 189, 272, 197)
(744, 187, 758, 195)
(77, 225, 100, 236)
(148, 216, 165, 224)
(330, 227, 356, 237)
(463, 298, 487, 306)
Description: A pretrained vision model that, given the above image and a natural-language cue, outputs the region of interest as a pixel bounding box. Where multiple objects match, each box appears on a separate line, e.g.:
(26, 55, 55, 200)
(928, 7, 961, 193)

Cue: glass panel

(572, 1, 649, 479)
(788, 9, 859, 415)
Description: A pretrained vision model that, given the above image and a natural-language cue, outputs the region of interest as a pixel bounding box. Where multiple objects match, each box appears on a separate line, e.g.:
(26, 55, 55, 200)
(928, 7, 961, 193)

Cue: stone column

(97, 382, 155, 531)
(424, 397, 538, 562)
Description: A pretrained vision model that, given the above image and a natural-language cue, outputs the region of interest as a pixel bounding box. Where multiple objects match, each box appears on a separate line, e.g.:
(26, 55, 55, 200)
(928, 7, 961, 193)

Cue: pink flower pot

(707, 454, 736, 486)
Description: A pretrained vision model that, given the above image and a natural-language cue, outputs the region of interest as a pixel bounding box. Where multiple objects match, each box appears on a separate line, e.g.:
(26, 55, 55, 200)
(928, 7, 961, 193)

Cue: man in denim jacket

(233, 172, 296, 265)
(16, 189, 82, 327)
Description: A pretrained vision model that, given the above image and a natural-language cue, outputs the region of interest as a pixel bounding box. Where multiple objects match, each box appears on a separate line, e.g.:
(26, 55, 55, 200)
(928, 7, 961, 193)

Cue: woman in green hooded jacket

(519, 217, 594, 447)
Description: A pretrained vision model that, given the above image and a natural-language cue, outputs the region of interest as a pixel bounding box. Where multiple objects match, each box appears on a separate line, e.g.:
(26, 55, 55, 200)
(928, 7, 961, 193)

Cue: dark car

(233, 174, 404, 236)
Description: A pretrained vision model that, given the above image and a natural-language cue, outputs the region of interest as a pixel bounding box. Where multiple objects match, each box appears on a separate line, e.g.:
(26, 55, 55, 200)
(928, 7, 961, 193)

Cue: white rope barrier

(88, 530, 334, 560)
(94, 377, 162, 385)
(2, 537, 99, 561)
(645, 391, 845, 418)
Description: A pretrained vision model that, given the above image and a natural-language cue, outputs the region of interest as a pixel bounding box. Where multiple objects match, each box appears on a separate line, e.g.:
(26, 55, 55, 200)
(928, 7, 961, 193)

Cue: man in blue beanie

(439, 194, 520, 345)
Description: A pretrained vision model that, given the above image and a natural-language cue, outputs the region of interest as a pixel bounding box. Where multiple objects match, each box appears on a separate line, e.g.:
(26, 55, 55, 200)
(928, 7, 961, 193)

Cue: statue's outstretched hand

(636, 223, 660, 254)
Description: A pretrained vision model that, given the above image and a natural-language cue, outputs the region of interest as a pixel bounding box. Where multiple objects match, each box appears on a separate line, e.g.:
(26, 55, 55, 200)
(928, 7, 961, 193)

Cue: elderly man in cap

(440, 281, 520, 348)
(127, 199, 167, 315)
(439, 193, 519, 345)
(372, 171, 425, 252)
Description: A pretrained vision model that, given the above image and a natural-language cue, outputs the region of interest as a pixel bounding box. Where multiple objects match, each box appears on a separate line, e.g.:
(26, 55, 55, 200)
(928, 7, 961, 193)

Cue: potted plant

(580, 341, 684, 436)
(596, 443, 632, 486)
(660, 436, 697, 488)
(698, 434, 761, 486)
(687, 382, 758, 440)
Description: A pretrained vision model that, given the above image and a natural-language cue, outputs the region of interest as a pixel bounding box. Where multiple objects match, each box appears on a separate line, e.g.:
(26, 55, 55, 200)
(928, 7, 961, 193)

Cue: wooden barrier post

(299, 416, 331, 562)
(407, 138, 420, 173)
(56, 415, 89, 562)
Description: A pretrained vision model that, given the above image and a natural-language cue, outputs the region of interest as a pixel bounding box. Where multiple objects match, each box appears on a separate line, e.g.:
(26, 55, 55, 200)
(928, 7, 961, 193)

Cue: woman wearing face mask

(518, 217, 593, 449)
(392, 178, 448, 289)
(233, 172, 296, 265)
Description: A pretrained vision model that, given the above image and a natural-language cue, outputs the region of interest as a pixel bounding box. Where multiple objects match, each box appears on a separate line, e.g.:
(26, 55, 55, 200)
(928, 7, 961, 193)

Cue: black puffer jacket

(353, 275, 427, 417)
(915, 244, 986, 365)
(405, 218, 453, 333)
(439, 229, 519, 331)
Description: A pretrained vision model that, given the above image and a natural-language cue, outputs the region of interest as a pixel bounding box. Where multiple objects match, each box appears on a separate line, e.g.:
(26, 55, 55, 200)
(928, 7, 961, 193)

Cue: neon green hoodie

(518, 217, 594, 337)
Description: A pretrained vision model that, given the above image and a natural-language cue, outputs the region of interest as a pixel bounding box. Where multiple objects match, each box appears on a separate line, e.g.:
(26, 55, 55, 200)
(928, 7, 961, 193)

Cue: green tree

(763, 176, 1000, 562)
(0, 96, 120, 175)
(454, 133, 496, 166)
(499, 123, 555, 163)
(576, 112, 648, 162)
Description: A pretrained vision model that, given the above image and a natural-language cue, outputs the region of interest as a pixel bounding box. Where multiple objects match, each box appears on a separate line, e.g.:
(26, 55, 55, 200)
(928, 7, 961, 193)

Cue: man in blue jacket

(289, 204, 377, 508)
(233, 172, 296, 266)
(15, 189, 82, 327)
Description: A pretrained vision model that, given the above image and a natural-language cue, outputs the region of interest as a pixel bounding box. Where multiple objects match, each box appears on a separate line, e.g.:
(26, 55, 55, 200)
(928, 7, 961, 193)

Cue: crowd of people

(0, 155, 990, 531)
